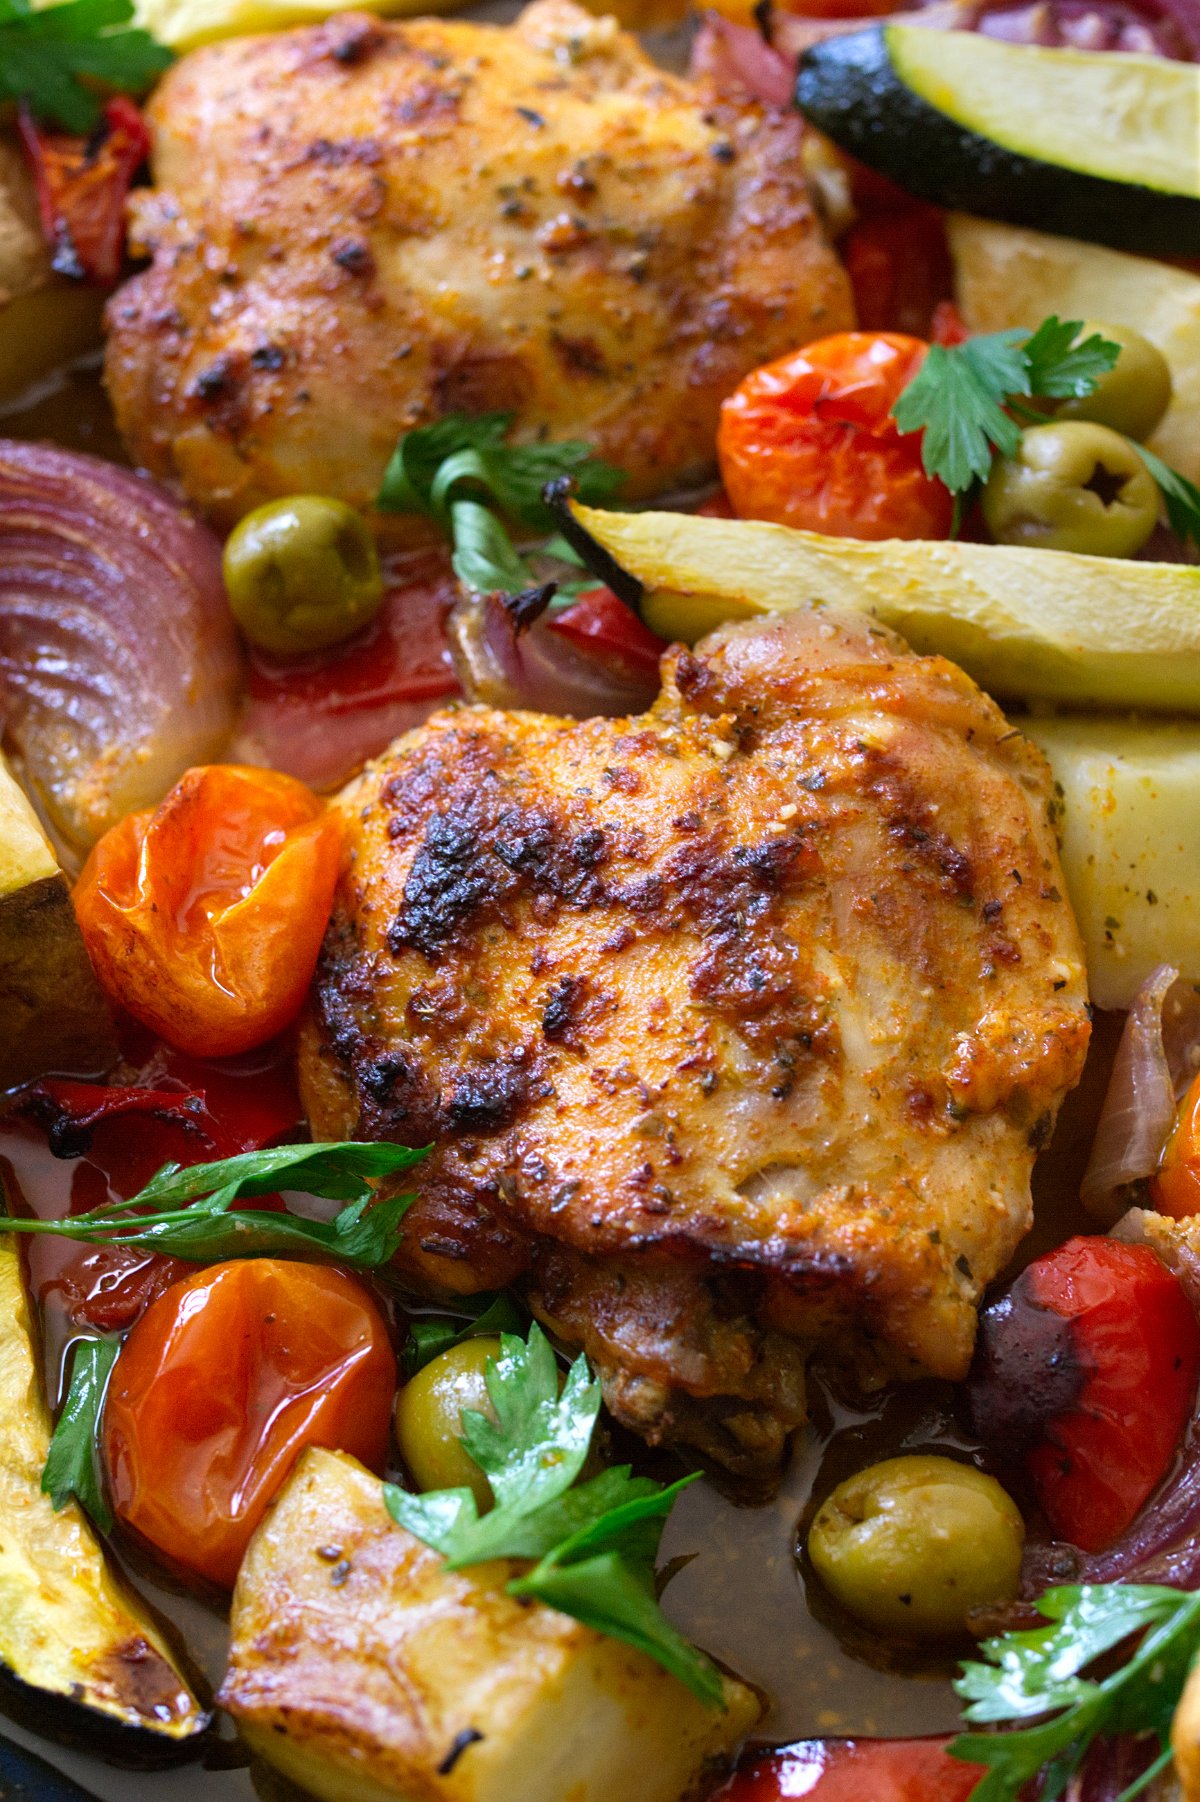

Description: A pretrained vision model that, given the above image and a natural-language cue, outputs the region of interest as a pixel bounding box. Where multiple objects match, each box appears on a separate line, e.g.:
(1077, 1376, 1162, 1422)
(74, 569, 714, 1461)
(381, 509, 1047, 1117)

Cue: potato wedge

(0, 753, 115, 1086)
(0, 1239, 207, 1749)
(948, 213, 1200, 487)
(220, 1447, 758, 1802)
(0, 135, 105, 409)
(1022, 717, 1200, 1011)
(571, 504, 1200, 714)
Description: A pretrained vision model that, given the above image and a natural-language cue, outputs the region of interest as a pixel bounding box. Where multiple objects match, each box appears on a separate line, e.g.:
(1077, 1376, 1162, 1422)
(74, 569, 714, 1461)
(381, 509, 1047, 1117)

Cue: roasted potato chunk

(220, 1448, 758, 1802)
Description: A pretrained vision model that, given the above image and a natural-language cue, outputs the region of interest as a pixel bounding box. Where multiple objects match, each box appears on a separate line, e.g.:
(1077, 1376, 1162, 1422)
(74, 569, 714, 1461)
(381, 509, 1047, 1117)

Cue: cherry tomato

(970, 1237, 1200, 1552)
(240, 550, 460, 791)
(717, 333, 953, 542)
(103, 1259, 396, 1589)
(1151, 1069, 1200, 1219)
(547, 587, 666, 683)
(74, 764, 342, 1058)
(18, 97, 149, 285)
(842, 208, 953, 340)
(714, 1738, 984, 1802)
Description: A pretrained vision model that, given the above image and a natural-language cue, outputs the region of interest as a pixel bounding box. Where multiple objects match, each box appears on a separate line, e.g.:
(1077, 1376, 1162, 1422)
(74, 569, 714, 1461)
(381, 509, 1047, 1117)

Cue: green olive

(223, 495, 383, 655)
(807, 1454, 1024, 1640)
(394, 1336, 501, 1511)
(982, 421, 1160, 558)
(1058, 321, 1173, 442)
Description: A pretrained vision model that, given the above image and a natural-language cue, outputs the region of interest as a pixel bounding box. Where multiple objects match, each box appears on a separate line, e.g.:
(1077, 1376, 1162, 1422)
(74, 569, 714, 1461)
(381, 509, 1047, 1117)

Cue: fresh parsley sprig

(42, 1336, 118, 1532)
(891, 316, 1120, 494)
(1, 1141, 425, 1269)
(377, 413, 624, 598)
(950, 1582, 1200, 1801)
(403, 1290, 526, 1379)
(384, 1323, 723, 1703)
(0, 0, 172, 133)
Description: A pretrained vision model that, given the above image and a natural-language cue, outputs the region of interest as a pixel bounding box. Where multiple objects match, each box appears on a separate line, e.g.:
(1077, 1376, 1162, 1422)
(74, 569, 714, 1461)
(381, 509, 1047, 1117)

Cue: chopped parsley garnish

(377, 412, 624, 597)
(385, 1322, 722, 1703)
(892, 315, 1200, 551)
(42, 1336, 119, 1532)
(950, 1582, 1200, 1800)
(1, 1141, 424, 1268)
(891, 317, 1119, 494)
(0, 0, 172, 133)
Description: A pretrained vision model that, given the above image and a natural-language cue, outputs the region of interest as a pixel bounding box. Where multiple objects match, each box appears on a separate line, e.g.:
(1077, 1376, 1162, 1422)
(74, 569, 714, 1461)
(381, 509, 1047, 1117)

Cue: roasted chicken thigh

(104, 1, 852, 529)
(301, 607, 1090, 1476)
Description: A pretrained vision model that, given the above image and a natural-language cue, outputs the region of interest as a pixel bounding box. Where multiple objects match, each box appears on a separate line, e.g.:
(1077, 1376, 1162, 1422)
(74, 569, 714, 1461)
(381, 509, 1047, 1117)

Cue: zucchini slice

(570, 503, 1200, 714)
(795, 26, 1200, 259)
(0, 1239, 208, 1760)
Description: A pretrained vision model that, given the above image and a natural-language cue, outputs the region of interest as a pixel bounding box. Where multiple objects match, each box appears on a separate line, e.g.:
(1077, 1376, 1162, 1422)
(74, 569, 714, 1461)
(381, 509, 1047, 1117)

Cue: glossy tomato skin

(970, 1237, 1200, 1553)
(102, 1259, 396, 1590)
(714, 1738, 983, 1801)
(74, 764, 342, 1058)
(547, 587, 666, 684)
(842, 208, 953, 341)
(717, 333, 953, 542)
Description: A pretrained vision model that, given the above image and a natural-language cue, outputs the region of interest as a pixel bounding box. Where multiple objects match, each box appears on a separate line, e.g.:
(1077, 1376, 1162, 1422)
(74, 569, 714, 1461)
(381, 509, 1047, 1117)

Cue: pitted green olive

(223, 495, 384, 655)
(1058, 322, 1173, 443)
(393, 1336, 501, 1511)
(982, 421, 1160, 558)
(807, 1454, 1024, 1639)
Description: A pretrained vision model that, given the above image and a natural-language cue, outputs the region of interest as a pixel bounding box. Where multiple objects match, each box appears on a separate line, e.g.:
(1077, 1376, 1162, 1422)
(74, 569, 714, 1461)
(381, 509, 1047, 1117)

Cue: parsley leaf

(42, 1336, 119, 1533)
(0, 0, 172, 132)
(949, 1583, 1200, 1801)
(377, 413, 624, 596)
(2, 1141, 424, 1269)
(404, 1292, 526, 1378)
(891, 318, 1121, 494)
(384, 1324, 722, 1703)
(1132, 440, 1200, 552)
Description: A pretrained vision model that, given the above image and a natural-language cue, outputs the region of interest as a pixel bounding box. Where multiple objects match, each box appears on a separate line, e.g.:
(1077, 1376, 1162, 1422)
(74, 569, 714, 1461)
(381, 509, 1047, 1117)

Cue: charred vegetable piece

(220, 1446, 759, 1802)
(73, 765, 341, 1058)
(0, 133, 105, 407)
(0, 753, 115, 1089)
(102, 1259, 396, 1589)
(569, 504, 1200, 714)
(0, 1239, 208, 1756)
(968, 1237, 1200, 1553)
(18, 96, 149, 286)
(795, 27, 1200, 260)
(0, 441, 241, 867)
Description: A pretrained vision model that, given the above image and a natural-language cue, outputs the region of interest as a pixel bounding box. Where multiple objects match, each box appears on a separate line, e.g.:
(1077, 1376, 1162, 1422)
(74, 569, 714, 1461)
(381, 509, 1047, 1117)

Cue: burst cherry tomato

(1152, 1069, 1200, 1219)
(102, 1259, 396, 1589)
(717, 332, 953, 542)
(715, 1738, 984, 1802)
(969, 1237, 1200, 1552)
(73, 764, 342, 1058)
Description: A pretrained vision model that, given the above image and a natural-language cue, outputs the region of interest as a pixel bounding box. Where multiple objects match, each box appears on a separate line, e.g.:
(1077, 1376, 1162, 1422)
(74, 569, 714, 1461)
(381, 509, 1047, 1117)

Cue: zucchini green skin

(794, 27, 1200, 260)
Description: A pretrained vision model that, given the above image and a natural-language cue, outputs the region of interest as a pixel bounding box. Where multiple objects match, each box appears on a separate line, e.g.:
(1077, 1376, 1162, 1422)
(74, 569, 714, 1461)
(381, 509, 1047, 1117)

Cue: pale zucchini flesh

(948, 213, 1200, 487)
(886, 26, 1200, 201)
(0, 1240, 207, 1748)
(572, 505, 1200, 715)
(222, 1447, 758, 1802)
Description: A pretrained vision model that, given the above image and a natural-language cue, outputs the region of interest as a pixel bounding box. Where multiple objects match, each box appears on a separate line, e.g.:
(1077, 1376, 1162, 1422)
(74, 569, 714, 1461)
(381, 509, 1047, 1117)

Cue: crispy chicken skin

(104, 2, 852, 530)
(300, 608, 1090, 1476)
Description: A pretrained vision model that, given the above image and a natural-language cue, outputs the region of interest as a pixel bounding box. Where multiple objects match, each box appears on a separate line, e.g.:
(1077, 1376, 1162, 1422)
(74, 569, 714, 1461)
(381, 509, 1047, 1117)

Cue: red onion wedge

(0, 441, 241, 865)
(1081, 965, 1200, 1223)
(448, 587, 661, 719)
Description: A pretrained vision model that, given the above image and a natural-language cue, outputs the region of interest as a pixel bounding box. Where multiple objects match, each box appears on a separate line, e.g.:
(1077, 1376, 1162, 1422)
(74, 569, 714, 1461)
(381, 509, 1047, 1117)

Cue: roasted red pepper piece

(969, 1236, 1200, 1553)
(18, 96, 150, 285)
(0, 1042, 303, 1359)
(547, 586, 666, 683)
(714, 1738, 984, 1801)
(841, 206, 954, 341)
